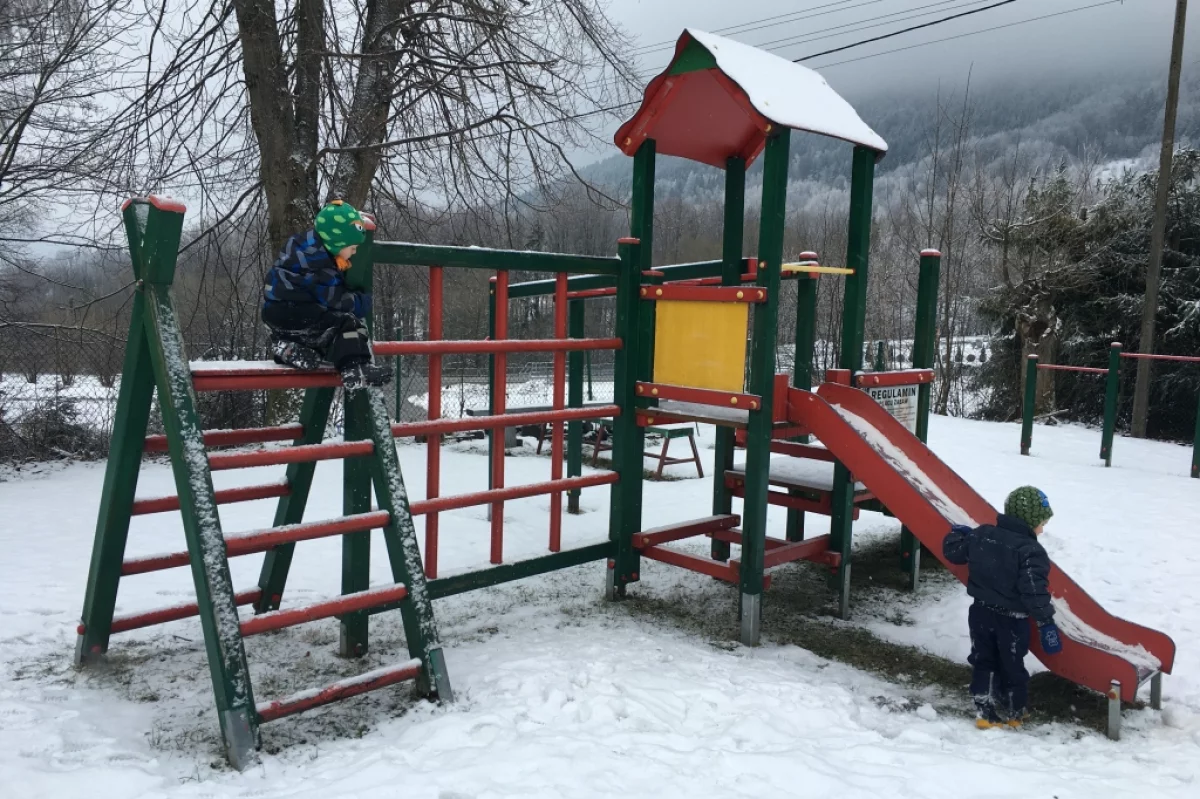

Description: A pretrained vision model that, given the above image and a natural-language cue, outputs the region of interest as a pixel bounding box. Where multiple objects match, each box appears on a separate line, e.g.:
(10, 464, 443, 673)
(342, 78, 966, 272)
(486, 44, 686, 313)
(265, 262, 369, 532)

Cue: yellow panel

(653, 300, 748, 392)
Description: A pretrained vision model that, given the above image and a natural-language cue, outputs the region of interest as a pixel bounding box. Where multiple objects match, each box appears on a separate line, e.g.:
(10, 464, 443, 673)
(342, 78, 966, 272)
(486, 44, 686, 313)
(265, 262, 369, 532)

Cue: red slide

(788, 382, 1175, 702)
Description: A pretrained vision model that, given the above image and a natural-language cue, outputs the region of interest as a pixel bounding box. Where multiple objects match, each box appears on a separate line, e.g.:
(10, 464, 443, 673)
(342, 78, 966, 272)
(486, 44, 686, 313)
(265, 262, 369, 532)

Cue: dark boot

(340, 360, 392, 390)
(272, 338, 322, 370)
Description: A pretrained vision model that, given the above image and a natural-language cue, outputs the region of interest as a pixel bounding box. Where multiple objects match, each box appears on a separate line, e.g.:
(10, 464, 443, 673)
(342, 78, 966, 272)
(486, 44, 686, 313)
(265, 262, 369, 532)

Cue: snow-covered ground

(2, 415, 1199, 797)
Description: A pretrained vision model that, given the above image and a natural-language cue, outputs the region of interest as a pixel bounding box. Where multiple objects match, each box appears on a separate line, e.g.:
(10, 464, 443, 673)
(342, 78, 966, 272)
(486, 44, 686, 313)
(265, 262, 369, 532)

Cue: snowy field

(2, 415, 1200, 797)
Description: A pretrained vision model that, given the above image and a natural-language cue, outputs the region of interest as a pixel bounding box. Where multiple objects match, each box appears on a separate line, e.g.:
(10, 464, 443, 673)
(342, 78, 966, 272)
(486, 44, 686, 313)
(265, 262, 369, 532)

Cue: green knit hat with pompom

(1004, 486, 1053, 529)
(315, 200, 367, 253)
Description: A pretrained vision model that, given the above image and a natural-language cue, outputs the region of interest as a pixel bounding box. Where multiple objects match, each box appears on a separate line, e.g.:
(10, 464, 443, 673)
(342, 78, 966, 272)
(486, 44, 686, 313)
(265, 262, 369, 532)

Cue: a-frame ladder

(74, 197, 451, 770)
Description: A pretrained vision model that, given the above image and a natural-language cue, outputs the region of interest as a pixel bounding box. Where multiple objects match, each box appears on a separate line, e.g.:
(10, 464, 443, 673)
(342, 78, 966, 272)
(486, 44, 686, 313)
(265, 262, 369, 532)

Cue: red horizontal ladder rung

(208, 440, 373, 471)
(132, 481, 290, 516)
(256, 659, 422, 723)
(639, 545, 772, 589)
(240, 584, 408, 637)
(106, 589, 262, 634)
(409, 472, 617, 516)
(372, 338, 622, 356)
(634, 515, 740, 550)
(391, 405, 620, 439)
(144, 424, 304, 453)
(636, 381, 762, 411)
(639, 285, 767, 303)
(854, 370, 935, 388)
(121, 511, 391, 575)
(1034, 364, 1108, 374)
(192, 367, 342, 392)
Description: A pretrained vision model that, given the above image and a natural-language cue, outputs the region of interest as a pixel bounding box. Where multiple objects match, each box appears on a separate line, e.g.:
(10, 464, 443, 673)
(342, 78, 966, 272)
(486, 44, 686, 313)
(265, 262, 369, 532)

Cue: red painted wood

(189, 365, 335, 378)
(634, 515, 740, 549)
(391, 405, 621, 439)
(618, 237, 641, 245)
(550, 273, 567, 552)
(567, 287, 617, 300)
(636, 382, 760, 411)
(855, 369, 936, 388)
(208, 440, 373, 471)
(132, 481, 290, 516)
(144, 424, 304, 453)
(1119, 352, 1200, 363)
(372, 338, 622, 356)
(110, 589, 262, 634)
(826, 369, 852, 386)
(759, 535, 838, 569)
(426, 265, 443, 578)
(1035, 364, 1109, 374)
(193, 373, 342, 392)
(409, 473, 618, 516)
(640, 285, 767, 303)
(256, 660, 422, 723)
(639, 545, 772, 589)
(763, 441, 836, 461)
(491, 271, 509, 564)
(241, 584, 408, 637)
(121, 512, 391, 575)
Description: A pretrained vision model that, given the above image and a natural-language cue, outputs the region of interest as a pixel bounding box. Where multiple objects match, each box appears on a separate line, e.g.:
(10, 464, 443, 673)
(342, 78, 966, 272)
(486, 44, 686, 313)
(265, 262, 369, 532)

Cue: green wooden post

(873, 341, 886, 371)
(75, 203, 156, 666)
(1191, 387, 1200, 479)
(140, 203, 258, 768)
(338, 223, 377, 656)
(830, 146, 877, 620)
(739, 131, 789, 645)
(567, 299, 585, 513)
(586, 349, 594, 401)
(712, 155, 746, 561)
(1101, 342, 1121, 467)
(1021, 355, 1038, 455)
(902, 249, 940, 583)
(786, 272, 818, 542)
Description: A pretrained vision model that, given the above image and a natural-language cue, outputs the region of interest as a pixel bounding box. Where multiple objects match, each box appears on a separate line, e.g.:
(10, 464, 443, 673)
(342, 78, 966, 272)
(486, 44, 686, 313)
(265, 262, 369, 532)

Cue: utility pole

(1132, 0, 1188, 437)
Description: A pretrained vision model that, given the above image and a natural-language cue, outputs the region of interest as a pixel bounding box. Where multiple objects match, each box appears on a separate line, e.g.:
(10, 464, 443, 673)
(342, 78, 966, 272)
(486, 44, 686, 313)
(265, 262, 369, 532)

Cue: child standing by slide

(942, 486, 1063, 728)
(262, 199, 392, 390)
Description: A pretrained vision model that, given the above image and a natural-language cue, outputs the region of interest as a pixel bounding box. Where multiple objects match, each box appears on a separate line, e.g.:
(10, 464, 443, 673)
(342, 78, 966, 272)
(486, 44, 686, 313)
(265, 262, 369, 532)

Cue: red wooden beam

(391, 405, 620, 439)
(256, 659, 422, 723)
(1035, 364, 1108, 374)
(639, 285, 767, 303)
(825, 370, 852, 386)
(636, 382, 761, 411)
(855, 369, 935, 388)
(759, 535, 839, 569)
(567, 287, 617, 300)
(108, 589, 262, 634)
(241, 584, 409, 637)
(208, 440, 373, 471)
(372, 338, 622, 356)
(121, 512, 390, 575)
(193, 373, 344, 392)
(409, 472, 618, 516)
(1120, 352, 1200, 363)
(132, 481, 290, 516)
(634, 515, 740, 550)
(144, 424, 304, 453)
(639, 545, 771, 589)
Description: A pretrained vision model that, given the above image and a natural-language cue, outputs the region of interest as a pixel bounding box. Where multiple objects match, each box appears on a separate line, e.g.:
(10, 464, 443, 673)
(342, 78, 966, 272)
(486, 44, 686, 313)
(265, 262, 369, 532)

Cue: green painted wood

(786, 273, 819, 543)
(254, 387, 336, 613)
(429, 543, 614, 600)
(354, 386, 452, 699)
(1021, 355, 1038, 455)
(738, 130, 790, 624)
(372, 241, 621, 274)
(712, 156, 745, 562)
(904, 250, 941, 577)
(830, 146, 877, 619)
(568, 299, 585, 513)
(1101, 342, 1121, 467)
(668, 38, 719, 75)
(631, 139, 656, 271)
(144, 276, 259, 764)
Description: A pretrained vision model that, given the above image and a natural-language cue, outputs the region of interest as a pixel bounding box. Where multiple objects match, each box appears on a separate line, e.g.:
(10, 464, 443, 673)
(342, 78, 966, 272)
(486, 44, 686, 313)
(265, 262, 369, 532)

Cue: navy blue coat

(263, 229, 369, 317)
(942, 514, 1054, 625)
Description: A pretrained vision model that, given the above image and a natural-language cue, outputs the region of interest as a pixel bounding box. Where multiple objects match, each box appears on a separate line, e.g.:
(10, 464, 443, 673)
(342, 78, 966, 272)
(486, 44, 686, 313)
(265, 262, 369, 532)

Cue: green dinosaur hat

(315, 200, 367, 253)
(1004, 486, 1053, 530)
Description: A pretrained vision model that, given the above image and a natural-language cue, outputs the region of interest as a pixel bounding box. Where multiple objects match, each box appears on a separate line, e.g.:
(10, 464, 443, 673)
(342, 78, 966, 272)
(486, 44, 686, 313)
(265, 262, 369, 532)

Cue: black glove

(1039, 621, 1063, 654)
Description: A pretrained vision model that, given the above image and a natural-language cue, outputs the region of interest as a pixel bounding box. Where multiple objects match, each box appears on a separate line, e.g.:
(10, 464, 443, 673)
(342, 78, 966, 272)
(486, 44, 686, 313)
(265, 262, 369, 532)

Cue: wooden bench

(559, 419, 704, 478)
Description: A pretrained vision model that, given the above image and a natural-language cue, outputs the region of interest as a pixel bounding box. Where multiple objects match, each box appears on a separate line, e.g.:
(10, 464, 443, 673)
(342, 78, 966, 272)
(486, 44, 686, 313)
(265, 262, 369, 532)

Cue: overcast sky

(605, 0, 1194, 100)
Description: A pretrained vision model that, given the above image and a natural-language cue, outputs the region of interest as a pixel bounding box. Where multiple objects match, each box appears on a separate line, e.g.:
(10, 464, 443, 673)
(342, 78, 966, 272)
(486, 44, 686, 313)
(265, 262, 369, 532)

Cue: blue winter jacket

(942, 514, 1054, 625)
(263, 229, 370, 317)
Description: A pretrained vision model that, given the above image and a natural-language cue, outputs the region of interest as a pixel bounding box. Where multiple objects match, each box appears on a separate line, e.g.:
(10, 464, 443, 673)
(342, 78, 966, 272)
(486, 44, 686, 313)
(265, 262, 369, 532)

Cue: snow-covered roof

(615, 29, 887, 168)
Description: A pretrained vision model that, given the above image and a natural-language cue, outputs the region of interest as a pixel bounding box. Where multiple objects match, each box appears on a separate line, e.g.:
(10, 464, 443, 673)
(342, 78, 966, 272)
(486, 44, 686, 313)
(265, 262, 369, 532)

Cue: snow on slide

(798, 382, 1175, 700)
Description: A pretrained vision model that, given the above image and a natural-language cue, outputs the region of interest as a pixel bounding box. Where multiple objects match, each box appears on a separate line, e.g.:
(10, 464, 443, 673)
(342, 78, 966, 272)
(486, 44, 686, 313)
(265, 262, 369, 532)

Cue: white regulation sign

(866, 384, 920, 433)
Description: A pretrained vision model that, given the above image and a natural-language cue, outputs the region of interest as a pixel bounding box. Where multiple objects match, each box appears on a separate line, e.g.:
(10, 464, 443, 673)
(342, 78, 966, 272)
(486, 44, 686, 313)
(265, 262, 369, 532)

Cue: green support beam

(902, 249, 941, 584)
(712, 156, 746, 562)
(568, 299, 585, 513)
(786, 273, 819, 542)
(372, 241, 620, 274)
(738, 130, 790, 645)
(1101, 342, 1122, 467)
(829, 146, 877, 620)
(1021, 355, 1038, 455)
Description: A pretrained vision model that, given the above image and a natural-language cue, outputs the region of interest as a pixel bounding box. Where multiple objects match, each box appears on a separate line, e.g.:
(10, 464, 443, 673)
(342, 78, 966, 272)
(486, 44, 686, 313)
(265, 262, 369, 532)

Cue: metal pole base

(73, 633, 104, 668)
(909, 546, 921, 593)
(1106, 679, 1122, 741)
(838, 564, 852, 620)
(604, 565, 625, 601)
(338, 623, 368, 658)
(221, 707, 259, 771)
(422, 647, 454, 703)
(1150, 672, 1163, 711)
(739, 592, 762, 646)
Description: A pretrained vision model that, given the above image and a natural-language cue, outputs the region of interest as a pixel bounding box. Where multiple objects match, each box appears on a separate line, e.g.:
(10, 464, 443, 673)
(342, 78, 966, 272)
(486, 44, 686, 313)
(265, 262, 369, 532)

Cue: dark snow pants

(263, 302, 371, 370)
(968, 602, 1031, 721)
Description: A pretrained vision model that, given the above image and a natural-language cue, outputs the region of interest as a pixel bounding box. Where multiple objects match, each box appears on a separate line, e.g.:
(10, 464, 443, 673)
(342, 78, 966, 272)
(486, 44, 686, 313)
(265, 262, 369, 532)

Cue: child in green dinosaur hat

(262, 199, 391, 389)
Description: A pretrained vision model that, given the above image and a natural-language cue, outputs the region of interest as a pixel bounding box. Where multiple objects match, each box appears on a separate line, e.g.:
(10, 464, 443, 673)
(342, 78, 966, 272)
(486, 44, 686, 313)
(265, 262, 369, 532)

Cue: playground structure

(1022, 343, 1200, 476)
(75, 30, 1175, 769)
